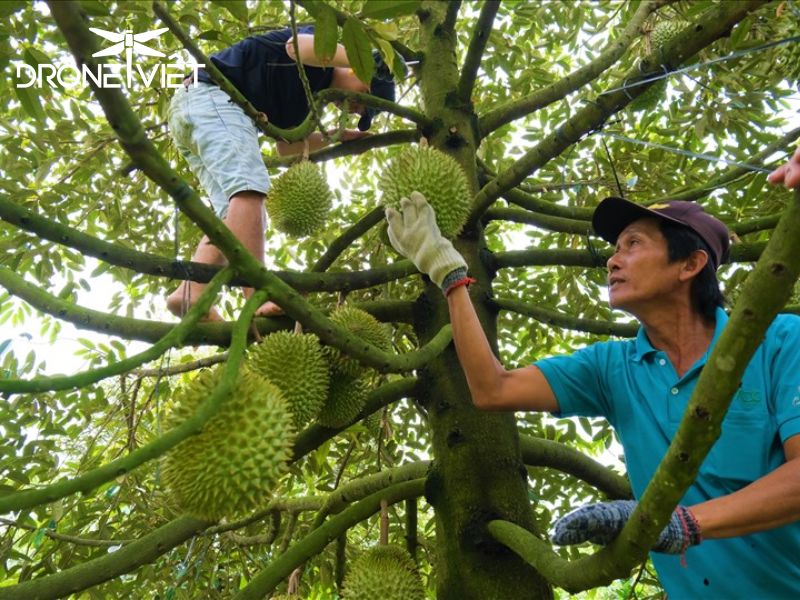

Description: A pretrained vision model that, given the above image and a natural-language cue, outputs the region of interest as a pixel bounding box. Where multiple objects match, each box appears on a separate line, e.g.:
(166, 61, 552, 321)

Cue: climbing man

(168, 25, 395, 319)
(383, 146, 800, 597)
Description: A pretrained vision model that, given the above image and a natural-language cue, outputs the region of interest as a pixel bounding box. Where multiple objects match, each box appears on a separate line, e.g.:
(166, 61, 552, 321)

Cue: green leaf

(78, 0, 111, 16)
(313, 4, 338, 64)
(0, 1, 26, 19)
(14, 86, 46, 122)
(360, 0, 421, 20)
(212, 0, 248, 22)
(342, 18, 374, 84)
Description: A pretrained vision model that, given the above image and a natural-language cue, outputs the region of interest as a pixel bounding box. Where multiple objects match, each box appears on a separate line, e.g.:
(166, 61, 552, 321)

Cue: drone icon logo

(90, 27, 169, 74)
(14, 26, 202, 90)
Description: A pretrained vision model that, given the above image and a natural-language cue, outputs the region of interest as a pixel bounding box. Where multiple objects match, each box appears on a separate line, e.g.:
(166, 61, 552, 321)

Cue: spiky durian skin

(649, 20, 689, 53)
(162, 366, 294, 521)
(326, 306, 392, 379)
(628, 77, 667, 112)
(380, 146, 471, 239)
(266, 161, 333, 237)
(248, 332, 329, 429)
(317, 373, 369, 429)
(342, 545, 425, 600)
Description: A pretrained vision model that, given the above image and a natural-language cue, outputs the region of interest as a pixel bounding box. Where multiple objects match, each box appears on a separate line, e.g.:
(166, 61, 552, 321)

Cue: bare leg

(225, 192, 282, 317)
(166, 191, 282, 319)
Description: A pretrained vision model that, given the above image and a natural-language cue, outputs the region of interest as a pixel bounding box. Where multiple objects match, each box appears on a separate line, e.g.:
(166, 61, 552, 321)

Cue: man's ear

(680, 249, 709, 281)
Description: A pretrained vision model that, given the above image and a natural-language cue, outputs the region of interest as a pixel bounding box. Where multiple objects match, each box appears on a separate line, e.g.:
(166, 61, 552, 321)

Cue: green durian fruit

(649, 20, 690, 53)
(326, 306, 392, 379)
(266, 161, 333, 237)
(628, 77, 667, 112)
(380, 146, 471, 239)
(342, 545, 425, 600)
(317, 372, 369, 429)
(248, 332, 329, 429)
(162, 366, 294, 521)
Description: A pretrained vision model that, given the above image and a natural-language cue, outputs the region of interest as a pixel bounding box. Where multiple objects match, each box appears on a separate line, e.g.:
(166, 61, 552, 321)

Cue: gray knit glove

(551, 500, 702, 554)
(384, 192, 467, 290)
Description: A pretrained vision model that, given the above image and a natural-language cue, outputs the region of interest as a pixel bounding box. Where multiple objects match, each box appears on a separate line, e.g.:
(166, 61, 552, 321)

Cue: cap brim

(592, 196, 685, 244)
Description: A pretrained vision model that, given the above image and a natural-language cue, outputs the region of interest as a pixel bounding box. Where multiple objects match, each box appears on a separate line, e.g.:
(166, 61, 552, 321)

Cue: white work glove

(384, 192, 468, 291)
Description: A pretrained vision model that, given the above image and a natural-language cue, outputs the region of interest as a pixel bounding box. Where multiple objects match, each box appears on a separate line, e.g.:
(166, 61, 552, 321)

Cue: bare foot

(254, 301, 284, 317)
(167, 285, 224, 322)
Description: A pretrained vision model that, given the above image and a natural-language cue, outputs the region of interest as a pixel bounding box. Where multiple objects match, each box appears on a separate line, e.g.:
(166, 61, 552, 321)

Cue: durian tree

(1, 0, 799, 598)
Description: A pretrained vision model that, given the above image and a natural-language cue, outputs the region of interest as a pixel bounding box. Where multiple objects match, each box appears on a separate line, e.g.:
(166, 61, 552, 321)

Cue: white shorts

(168, 83, 270, 218)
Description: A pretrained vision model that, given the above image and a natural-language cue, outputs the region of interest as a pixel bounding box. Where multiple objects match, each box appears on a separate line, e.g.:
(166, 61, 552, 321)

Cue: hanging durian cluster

(266, 161, 333, 237)
(342, 545, 425, 600)
(380, 145, 472, 239)
(161, 366, 295, 521)
(318, 306, 392, 428)
(629, 20, 690, 112)
(248, 331, 329, 430)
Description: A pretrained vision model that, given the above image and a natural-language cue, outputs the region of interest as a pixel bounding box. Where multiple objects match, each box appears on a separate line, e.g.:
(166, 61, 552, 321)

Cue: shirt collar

(632, 306, 728, 363)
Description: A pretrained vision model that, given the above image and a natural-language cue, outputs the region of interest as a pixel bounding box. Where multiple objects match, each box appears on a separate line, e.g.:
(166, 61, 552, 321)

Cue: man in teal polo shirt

(383, 148, 800, 597)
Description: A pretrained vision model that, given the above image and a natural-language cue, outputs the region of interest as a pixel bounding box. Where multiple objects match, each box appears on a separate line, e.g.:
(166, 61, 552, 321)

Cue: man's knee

(229, 190, 266, 204)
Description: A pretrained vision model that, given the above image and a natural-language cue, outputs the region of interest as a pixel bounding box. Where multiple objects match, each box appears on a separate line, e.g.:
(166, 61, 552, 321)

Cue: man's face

(606, 218, 685, 314)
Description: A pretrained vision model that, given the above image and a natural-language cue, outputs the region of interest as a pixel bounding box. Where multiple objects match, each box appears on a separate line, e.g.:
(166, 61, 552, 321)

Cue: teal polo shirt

(536, 307, 800, 599)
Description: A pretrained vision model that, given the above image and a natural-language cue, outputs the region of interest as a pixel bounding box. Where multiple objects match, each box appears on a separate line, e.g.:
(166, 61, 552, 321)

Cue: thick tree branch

(519, 435, 631, 500)
(0, 198, 417, 293)
(0, 515, 210, 600)
(264, 129, 421, 167)
(484, 207, 592, 234)
(311, 461, 430, 528)
(0, 290, 263, 515)
(234, 479, 425, 600)
(312, 207, 385, 272)
(492, 297, 637, 338)
(0, 269, 231, 393)
(467, 0, 768, 227)
(502, 186, 593, 220)
(657, 125, 800, 204)
(456, 1, 499, 104)
(492, 241, 767, 270)
(442, 0, 461, 32)
(478, 0, 663, 137)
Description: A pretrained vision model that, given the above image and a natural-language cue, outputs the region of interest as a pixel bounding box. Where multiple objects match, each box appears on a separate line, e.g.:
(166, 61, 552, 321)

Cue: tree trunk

(415, 2, 551, 597)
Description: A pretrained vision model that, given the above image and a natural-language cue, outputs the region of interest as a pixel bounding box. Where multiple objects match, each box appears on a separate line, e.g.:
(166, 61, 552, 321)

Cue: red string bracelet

(444, 276, 476, 297)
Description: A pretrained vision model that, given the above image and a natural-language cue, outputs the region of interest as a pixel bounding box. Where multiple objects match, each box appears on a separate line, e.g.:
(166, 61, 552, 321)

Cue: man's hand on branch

(384, 191, 467, 290)
(551, 500, 702, 554)
(767, 147, 800, 189)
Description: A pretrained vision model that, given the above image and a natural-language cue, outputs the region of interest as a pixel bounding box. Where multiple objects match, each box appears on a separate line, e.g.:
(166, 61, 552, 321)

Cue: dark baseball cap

(592, 197, 730, 268)
(357, 51, 397, 131)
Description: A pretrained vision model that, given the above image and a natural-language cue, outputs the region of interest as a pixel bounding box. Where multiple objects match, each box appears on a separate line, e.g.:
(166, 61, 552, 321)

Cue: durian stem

(490, 297, 638, 338)
(234, 479, 426, 600)
(405, 498, 418, 561)
(0, 290, 266, 515)
(0, 268, 232, 393)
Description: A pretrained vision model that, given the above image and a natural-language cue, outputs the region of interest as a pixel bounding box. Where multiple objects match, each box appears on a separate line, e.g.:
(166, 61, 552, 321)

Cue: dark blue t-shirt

(198, 26, 334, 128)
